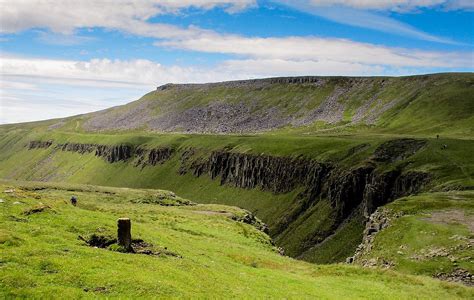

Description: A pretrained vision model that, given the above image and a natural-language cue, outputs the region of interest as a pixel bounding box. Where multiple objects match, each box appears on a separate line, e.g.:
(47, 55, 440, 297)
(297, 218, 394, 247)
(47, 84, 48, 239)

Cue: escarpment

(58, 142, 97, 154)
(28, 140, 53, 149)
(28, 141, 175, 166)
(96, 144, 133, 163)
(136, 147, 175, 166)
(57, 142, 134, 163)
(156, 76, 328, 90)
(184, 150, 332, 194)
(79, 73, 474, 134)
(26, 138, 430, 262)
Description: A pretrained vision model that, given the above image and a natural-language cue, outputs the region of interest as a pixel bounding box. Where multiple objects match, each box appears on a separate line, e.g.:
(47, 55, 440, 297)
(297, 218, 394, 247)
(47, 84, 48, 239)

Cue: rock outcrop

(372, 139, 427, 163)
(362, 170, 430, 218)
(28, 140, 53, 149)
(30, 141, 175, 166)
(348, 207, 401, 264)
(186, 150, 331, 194)
(136, 147, 175, 167)
(231, 211, 269, 234)
(58, 143, 96, 154)
(56, 142, 133, 163)
(435, 268, 474, 286)
(96, 144, 133, 163)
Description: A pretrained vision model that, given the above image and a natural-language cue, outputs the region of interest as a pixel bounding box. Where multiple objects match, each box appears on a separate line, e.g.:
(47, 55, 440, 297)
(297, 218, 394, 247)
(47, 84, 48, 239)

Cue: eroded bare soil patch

(423, 210, 474, 233)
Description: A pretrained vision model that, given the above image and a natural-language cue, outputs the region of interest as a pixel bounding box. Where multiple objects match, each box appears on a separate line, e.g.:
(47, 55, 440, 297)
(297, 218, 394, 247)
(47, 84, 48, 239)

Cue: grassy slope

(129, 73, 472, 137)
(3, 73, 472, 138)
(0, 125, 473, 266)
(356, 191, 474, 278)
(0, 182, 472, 299)
(0, 73, 472, 284)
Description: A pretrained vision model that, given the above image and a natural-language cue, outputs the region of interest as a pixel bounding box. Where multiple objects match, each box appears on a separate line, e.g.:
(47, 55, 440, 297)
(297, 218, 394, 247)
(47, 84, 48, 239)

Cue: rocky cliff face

(185, 150, 332, 194)
(31, 141, 174, 165)
(95, 144, 133, 163)
(348, 207, 400, 265)
(57, 142, 133, 163)
(181, 149, 428, 220)
(136, 147, 175, 167)
(28, 140, 53, 149)
(58, 143, 96, 154)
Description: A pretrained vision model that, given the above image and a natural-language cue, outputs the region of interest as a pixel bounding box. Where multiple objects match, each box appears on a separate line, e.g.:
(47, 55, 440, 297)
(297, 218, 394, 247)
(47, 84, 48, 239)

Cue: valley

(1, 73, 473, 297)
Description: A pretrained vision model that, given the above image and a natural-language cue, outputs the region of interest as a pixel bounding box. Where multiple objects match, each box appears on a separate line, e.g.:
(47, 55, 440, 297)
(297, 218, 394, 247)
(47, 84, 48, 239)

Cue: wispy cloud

(0, 0, 256, 34)
(1, 49, 472, 124)
(35, 31, 96, 46)
(301, 0, 474, 11)
(156, 35, 472, 68)
(274, 0, 461, 44)
(1, 0, 465, 47)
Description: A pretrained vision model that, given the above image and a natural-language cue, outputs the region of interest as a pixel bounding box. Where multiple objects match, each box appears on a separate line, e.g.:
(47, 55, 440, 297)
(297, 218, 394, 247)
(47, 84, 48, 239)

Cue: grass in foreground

(0, 182, 472, 298)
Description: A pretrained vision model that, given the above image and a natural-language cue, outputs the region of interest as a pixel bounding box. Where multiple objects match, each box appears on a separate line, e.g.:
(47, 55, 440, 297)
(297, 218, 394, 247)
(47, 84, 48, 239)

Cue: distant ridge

(3, 73, 473, 137)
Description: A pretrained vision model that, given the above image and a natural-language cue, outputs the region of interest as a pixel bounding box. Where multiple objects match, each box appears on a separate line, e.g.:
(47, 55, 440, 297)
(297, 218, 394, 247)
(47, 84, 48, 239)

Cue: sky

(0, 0, 473, 124)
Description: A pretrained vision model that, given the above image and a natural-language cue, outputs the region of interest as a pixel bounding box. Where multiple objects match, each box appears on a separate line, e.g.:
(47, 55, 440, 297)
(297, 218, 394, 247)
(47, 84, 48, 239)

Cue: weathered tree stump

(117, 218, 132, 252)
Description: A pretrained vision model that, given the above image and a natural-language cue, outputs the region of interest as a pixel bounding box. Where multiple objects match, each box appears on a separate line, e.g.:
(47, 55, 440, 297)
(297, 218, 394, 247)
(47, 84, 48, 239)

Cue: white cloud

(1, 51, 471, 124)
(0, 0, 465, 49)
(274, 1, 464, 44)
(0, 55, 244, 88)
(1, 1, 471, 124)
(0, 55, 244, 124)
(219, 58, 385, 76)
(0, 0, 256, 34)
(3, 34, 471, 91)
(0, 53, 230, 124)
(157, 35, 473, 68)
(35, 31, 96, 46)
(304, 0, 474, 11)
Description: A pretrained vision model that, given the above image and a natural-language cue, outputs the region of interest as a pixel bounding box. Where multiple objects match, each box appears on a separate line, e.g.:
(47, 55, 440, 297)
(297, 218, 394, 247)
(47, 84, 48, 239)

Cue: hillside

(5, 73, 473, 137)
(1, 181, 472, 298)
(1, 73, 473, 292)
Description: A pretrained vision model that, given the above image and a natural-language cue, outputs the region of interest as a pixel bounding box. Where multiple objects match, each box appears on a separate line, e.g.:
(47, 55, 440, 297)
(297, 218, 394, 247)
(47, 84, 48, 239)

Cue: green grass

(356, 191, 474, 278)
(0, 73, 472, 295)
(0, 126, 472, 267)
(0, 182, 472, 299)
(300, 212, 366, 264)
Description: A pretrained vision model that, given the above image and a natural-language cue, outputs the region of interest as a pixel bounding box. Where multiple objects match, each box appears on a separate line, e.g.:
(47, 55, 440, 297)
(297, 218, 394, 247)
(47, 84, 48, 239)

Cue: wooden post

(117, 218, 132, 252)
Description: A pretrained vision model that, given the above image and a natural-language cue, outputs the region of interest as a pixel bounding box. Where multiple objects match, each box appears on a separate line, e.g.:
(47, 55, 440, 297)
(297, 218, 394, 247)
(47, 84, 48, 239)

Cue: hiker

(70, 196, 77, 206)
(436, 134, 439, 139)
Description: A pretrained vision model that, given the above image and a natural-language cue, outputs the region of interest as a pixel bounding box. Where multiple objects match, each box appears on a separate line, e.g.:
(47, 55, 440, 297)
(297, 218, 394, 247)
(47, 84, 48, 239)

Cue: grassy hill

(0, 73, 473, 293)
(0, 181, 472, 298)
(4, 73, 473, 137)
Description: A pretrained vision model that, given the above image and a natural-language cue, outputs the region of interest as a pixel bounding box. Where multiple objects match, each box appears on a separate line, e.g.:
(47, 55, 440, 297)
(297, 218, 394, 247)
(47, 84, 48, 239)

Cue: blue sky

(1, 0, 473, 124)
